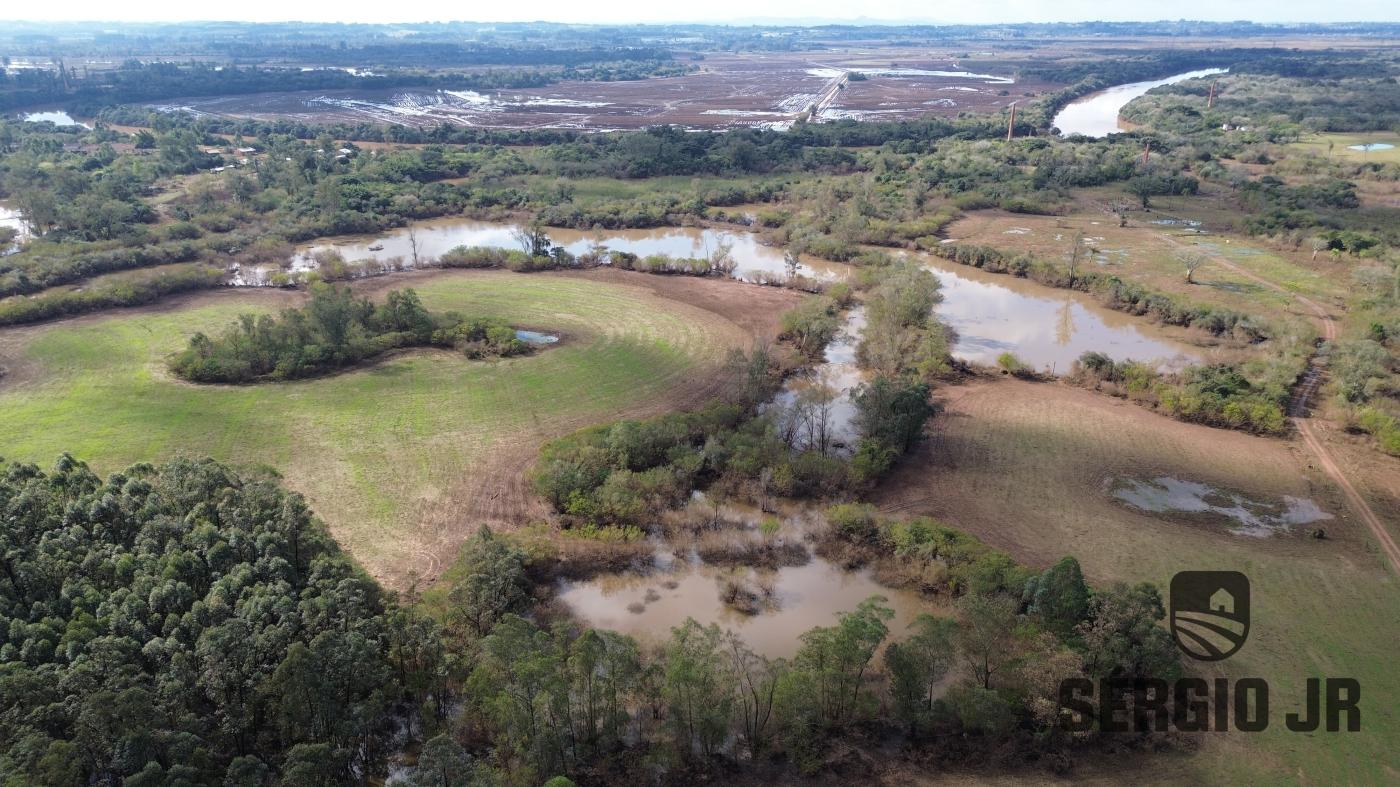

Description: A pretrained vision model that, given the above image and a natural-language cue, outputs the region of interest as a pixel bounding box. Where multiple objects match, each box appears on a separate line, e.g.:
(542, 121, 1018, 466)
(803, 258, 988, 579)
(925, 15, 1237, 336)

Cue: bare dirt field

(154, 49, 1046, 131)
(873, 378, 1400, 783)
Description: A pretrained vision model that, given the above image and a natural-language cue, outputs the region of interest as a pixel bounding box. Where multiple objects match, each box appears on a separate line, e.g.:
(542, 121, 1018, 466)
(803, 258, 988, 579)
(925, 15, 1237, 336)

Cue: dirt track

(1160, 233, 1400, 575)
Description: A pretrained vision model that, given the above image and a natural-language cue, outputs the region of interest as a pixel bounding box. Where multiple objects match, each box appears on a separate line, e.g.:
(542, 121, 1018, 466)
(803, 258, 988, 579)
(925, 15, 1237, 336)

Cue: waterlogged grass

(0, 271, 747, 584)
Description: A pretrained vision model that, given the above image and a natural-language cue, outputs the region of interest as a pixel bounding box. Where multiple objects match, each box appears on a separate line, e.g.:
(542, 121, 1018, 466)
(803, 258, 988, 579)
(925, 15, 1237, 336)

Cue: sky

(3, 1, 1398, 25)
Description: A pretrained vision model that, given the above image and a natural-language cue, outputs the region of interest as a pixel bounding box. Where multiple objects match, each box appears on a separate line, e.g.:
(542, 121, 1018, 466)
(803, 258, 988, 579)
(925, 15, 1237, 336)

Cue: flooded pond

(289, 218, 851, 283)
(279, 219, 1203, 373)
(19, 110, 89, 128)
(915, 252, 1203, 372)
(557, 505, 932, 658)
(1053, 68, 1227, 138)
(1109, 476, 1332, 537)
(767, 307, 866, 453)
(1348, 143, 1396, 152)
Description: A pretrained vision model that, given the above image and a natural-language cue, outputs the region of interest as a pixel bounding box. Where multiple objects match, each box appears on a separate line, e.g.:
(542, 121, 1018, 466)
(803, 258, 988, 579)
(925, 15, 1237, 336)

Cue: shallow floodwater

(514, 329, 559, 344)
(557, 508, 932, 658)
(1110, 476, 1332, 537)
(291, 218, 851, 283)
(1348, 143, 1395, 152)
(285, 219, 1203, 373)
(913, 252, 1202, 372)
(1053, 69, 1227, 138)
(20, 110, 88, 128)
(767, 308, 867, 453)
(0, 201, 29, 255)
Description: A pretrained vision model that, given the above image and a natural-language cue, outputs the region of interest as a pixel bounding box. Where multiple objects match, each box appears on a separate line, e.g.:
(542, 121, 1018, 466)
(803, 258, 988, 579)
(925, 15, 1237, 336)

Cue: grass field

(876, 379, 1400, 785)
(944, 207, 1347, 319)
(0, 269, 791, 588)
(1291, 132, 1400, 165)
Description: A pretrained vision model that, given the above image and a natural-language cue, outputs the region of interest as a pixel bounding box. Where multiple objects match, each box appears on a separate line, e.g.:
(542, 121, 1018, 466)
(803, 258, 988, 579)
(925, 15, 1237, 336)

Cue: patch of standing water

(766, 307, 866, 454)
(19, 110, 89, 128)
(0, 201, 29, 255)
(1053, 68, 1228, 138)
(514, 329, 558, 344)
(556, 505, 930, 658)
(276, 219, 1204, 373)
(908, 251, 1203, 373)
(1109, 476, 1332, 537)
(1348, 143, 1395, 152)
(285, 218, 852, 284)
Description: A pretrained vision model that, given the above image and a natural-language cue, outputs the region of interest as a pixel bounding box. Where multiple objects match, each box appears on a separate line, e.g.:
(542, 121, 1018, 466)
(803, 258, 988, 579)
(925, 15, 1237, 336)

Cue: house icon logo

(1170, 571, 1250, 661)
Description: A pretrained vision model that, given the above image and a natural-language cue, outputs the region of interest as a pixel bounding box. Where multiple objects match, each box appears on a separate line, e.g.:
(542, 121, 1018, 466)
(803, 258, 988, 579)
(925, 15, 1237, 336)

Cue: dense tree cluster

(0, 455, 447, 785)
(440, 518, 1181, 783)
(170, 284, 529, 383)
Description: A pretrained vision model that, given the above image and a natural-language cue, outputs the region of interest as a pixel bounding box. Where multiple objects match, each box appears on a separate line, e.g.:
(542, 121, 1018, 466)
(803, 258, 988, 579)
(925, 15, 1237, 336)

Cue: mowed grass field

(0, 270, 780, 588)
(876, 379, 1400, 785)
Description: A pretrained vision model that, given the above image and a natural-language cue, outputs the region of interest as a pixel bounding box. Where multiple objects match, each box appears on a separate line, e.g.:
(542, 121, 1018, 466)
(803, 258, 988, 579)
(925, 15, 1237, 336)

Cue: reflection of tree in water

(1055, 298, 1076, 348)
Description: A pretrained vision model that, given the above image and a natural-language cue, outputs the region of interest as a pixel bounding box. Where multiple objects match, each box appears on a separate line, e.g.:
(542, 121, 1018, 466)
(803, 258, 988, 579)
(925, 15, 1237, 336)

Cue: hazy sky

(4, 1, 1398, 25)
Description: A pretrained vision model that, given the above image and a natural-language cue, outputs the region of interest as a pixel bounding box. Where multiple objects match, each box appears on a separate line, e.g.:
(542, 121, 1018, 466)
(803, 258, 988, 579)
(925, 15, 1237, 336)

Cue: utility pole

(1207, 81, 1217, 109)
(1006, 102, 1016, 141)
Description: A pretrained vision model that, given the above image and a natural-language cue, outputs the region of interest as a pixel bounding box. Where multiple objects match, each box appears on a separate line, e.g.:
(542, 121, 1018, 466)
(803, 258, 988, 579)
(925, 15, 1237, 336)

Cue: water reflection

(284, 218, 1203, 373)
(911, 251, 1202, 372)
(557, 509, 929, 658)
(293, 219, 850, 283)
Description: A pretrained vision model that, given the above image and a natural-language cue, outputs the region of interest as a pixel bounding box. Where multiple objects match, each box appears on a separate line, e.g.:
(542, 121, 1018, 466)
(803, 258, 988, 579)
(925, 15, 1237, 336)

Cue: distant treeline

(0, 58, 689, 115)
(212, 43, 676, 68)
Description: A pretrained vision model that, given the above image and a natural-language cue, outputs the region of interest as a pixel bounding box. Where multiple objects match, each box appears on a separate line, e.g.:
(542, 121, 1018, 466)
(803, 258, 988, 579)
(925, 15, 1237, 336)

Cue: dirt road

(1163, 233, 1400, 575)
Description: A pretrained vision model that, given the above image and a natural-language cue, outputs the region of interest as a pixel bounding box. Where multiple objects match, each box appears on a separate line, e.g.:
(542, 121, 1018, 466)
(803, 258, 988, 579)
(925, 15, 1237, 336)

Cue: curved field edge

(0, 269, 793, 588)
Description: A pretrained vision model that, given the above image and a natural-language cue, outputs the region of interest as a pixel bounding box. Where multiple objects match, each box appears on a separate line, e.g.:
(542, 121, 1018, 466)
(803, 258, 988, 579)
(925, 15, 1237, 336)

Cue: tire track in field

(1162, 233, 1400, 575)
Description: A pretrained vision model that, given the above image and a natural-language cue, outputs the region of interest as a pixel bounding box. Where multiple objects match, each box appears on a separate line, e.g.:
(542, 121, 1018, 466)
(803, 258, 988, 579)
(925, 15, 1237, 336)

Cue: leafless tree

(709, 240, 736, 276)
(407, 227, 421, 268)
(783, 248, 801, 282)
(1310, 237, 1329, 261)
(1178, 250, 1208, 284)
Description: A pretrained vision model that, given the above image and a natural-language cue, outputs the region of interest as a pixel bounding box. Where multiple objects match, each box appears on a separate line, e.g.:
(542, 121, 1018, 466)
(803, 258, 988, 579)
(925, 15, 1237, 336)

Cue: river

(1053, 68, 1227, 138)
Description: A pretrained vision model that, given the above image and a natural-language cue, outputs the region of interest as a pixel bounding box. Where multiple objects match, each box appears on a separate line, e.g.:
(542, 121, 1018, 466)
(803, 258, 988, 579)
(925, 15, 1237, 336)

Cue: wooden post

(1207, 81, 1217, 109)
(1006, 103, 1016, 141)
